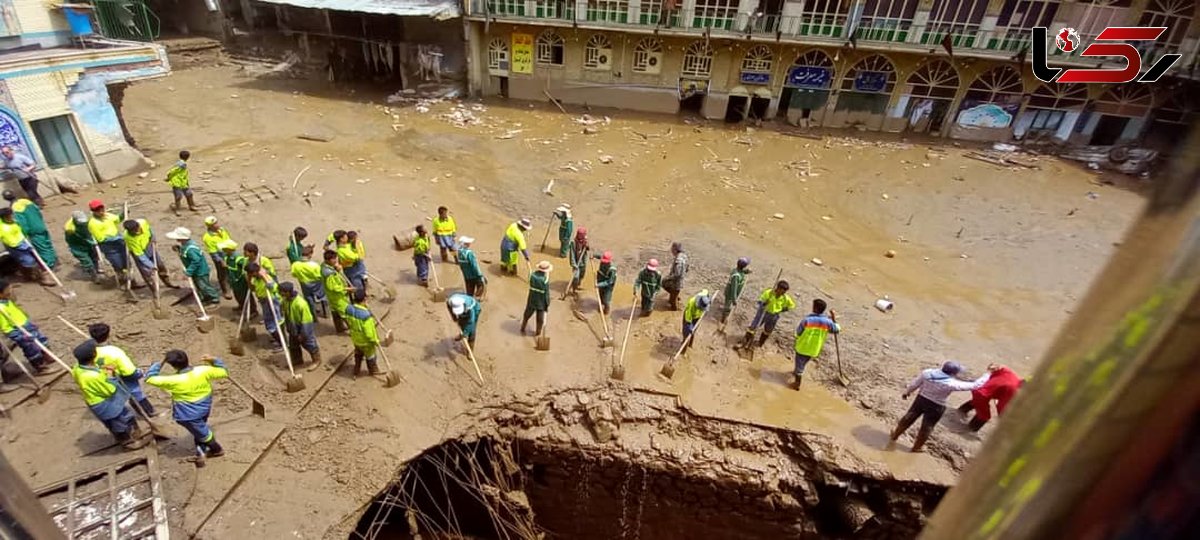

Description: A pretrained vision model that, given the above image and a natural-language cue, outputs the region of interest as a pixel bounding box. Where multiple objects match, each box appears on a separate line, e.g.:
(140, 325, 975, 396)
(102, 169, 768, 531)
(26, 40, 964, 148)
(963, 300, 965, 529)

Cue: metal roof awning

(256, 0, 461, 20)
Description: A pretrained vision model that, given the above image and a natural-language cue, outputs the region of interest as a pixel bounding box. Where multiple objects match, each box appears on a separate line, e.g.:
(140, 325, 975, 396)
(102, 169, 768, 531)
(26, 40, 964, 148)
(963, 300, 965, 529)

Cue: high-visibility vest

(88, 213, 122, 243)
(72, 364, 118, 406)
(758, 289, 796, 315)
(432, 216, 456, 236)
(96, 344, 137, 377)
(202, 228, 233, 254)
(0, 299, 29, 334)
(290, 260, 322, 284)
(123, 219, 152, 256)
(0, 221, 25, 248)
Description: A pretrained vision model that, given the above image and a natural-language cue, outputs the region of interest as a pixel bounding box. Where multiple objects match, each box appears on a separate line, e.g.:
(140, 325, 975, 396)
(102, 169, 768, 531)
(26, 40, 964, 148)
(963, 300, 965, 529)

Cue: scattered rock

(467, 186, 476, 192)
(583, 126, 599, 135)
(772, 213, 785, 220)
(137, 172, 149, 179)
(810, 258, 823, 266)
(884, 250, 896, 258)
(598, 155, 613, 164)
(881, 193, 890, 200)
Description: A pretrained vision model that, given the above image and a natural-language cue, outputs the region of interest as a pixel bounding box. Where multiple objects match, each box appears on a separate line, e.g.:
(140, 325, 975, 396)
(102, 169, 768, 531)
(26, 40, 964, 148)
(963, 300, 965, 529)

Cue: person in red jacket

(956, 364, 1024, 431)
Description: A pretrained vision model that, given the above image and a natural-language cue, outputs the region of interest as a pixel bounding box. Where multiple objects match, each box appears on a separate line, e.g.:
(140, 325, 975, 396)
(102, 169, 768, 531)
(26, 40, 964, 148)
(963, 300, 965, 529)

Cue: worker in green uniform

(681, 290, 711, 354)
(447, 293, 481, 349)
(165, 227, 220, 305)
(285, 226, 308, 264)
(554, 205, 573, 257)
(345, 289, 380, 376)
(413, 224, 431, 286)
(71, 340, 147, 450)
(322, 249, 350, 334)
(456, 236, 486, 298)
(567, 228, 589, 296)
(594, 251, 617, 315)
(4, 190, 56, 268)
(64, 211, 101, 282)
(633, 259, 662, 316)
(0, 208, 53, 285)
(220, 240, 253, 316)
(280, 282, 321, 371)
(520, 261, 552, 335)
(719, 258, 751, 326)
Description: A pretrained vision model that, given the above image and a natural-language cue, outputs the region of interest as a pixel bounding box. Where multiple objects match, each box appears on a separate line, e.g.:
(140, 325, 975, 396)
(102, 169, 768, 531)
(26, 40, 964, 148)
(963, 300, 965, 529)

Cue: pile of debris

(1059, 145, 1158, 176)
(825, 136, 913, 151)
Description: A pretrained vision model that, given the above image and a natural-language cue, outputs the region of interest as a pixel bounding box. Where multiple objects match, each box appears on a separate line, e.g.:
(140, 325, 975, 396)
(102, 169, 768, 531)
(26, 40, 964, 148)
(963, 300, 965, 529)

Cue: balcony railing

(92, 0, 160, 42)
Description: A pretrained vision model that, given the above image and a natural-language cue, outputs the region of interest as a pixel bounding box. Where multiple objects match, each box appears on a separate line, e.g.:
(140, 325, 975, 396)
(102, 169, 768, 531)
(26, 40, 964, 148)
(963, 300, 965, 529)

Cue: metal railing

(91, 0, 160, 42)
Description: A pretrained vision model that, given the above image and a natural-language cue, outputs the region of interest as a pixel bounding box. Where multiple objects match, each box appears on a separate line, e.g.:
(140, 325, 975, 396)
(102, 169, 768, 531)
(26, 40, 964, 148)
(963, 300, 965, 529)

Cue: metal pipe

(922, 124, 1200, 538)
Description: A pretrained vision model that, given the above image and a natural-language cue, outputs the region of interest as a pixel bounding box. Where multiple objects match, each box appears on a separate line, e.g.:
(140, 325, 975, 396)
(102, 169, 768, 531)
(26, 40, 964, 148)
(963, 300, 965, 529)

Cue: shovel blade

(251, 401, 266, 418)
(197, 316, 215, 333)
(601, 337, 615, 348)
(229, 339, 245, 356)
(610, 364, 625, 381)
(285, 376, 306, 393)
(240, 327, 258, 343)
(535, 336, 550, 351)
(382, 331, 395, 347)
(431, 288, 446, 302)
(152, 307, 170, 320)
(660, 362, 676, 379)
(384, 371, 402, 388)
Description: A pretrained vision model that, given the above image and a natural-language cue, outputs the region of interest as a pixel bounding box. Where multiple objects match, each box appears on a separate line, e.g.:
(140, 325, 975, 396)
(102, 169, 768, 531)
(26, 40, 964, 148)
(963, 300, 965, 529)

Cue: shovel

(612, 294, 639, 381)
(377, 347, 402, 388)
(832, 313, 850, 387)
(364, 271, 396, 302)
(460, 338, 485, 385)
(267, 297, 305, 392)
(377, 320, 395, 347)
(186, 279, 216, 333)
(535, 315, 551, 351)
(239, 291, 258, 343)
(149, 246, 168, 320)
(4, 341, 50, 403)
(224, 374, 267, 417)
(539, 212, 555, 252)
(595, 288, 614, 348)
(427, 255, 446, 302)
(120, 202, 139, 304)
(661, 289, 720, 380)
(229, 295, 250, 356)
(30, 250, 75, 302)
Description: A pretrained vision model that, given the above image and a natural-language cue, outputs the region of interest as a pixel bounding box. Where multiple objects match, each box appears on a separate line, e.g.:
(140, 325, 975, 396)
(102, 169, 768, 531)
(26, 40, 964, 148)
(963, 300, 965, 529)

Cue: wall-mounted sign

(740, 71, 770, 85)
(511, 33, 533, 74)
(784, 66, 831, 89)
(957, 102, 1016, 128)
(853, 70, 889, 93)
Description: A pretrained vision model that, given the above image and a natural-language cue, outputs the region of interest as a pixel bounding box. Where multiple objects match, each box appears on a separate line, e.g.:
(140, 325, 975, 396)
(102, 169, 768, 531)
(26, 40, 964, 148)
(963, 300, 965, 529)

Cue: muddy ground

(0, 64, 1143, 538)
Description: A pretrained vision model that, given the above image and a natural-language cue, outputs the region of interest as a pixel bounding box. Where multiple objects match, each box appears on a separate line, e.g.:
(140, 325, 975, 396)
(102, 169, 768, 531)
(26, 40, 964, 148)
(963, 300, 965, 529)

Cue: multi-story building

(0, 1, 169, 192)
(463, 0, 1198, 150)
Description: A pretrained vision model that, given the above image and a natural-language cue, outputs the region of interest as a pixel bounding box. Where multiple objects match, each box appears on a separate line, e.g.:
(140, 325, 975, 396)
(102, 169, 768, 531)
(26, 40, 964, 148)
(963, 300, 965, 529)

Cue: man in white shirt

(889, 361, 994, 452)
(1, 146, 42, 207)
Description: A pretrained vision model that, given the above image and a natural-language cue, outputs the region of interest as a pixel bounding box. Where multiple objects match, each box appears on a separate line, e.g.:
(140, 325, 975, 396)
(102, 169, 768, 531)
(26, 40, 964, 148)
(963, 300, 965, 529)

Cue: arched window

(741, 45, 773, 74)
(1095, 83, 1154, 117)
(584, 34, 614, 71)
(965, 65, 1023, 102)
(840, 54, 896, 93)
(785, 49, 835, 89)
(487, 38, 509, 72)
(794, 49, 834, 69)
(1028, 82, 1088, 109)
(536, 31, 565, 66)
(906, 59, 959, 98)
(632, 38, 663, 74)
(682, 41, 713, 78)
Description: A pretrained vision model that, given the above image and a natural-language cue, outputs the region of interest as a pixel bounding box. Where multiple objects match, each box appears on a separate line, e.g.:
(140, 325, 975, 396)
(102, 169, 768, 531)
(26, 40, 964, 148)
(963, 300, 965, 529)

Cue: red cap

(601, 251, 612, 263)
(88, 199, 104, 210)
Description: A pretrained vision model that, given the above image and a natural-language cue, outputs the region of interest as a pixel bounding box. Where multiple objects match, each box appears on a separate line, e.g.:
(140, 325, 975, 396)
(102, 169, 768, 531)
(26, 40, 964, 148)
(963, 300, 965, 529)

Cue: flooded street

(1, 64, 1145, 537)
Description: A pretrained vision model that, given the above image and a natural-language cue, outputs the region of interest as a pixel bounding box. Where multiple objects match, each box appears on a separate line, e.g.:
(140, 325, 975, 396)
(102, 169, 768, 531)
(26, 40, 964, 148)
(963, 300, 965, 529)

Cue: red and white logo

(1032, 26, 1182, 84)
(1055, 27, 1080, 52)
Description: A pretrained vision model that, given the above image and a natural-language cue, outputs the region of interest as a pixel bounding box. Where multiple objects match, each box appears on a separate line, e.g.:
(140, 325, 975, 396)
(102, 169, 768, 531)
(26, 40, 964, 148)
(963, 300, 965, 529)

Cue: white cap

(165, 227, 192, 240)
(449, 295, 466, 315)
(457, 235, 474, 245)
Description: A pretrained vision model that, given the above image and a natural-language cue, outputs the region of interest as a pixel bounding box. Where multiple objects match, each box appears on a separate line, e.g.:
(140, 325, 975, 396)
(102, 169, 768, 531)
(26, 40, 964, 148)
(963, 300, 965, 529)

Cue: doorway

(748, 96, 770, 121)
(1089, 114, 1130, 146)
(680, 94, 704, 113)
(905, 98, 951, 135)
(725, 96, 748, 123)
(779, 87, 795, 116)
(498, 76, 509, 98)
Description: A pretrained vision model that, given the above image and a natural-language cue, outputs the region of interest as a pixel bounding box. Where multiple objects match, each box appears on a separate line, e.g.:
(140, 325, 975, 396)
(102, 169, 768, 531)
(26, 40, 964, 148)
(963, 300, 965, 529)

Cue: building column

(682, 0, 698, 27)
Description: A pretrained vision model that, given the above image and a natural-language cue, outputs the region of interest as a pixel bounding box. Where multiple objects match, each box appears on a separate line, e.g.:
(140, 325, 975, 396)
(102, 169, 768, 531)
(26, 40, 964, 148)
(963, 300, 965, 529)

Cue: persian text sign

(511, 33, 534, 74)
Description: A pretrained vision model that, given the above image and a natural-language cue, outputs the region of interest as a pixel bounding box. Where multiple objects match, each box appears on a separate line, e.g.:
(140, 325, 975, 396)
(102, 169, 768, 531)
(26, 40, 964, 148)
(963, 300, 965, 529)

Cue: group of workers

(0, 155, 1024, 458)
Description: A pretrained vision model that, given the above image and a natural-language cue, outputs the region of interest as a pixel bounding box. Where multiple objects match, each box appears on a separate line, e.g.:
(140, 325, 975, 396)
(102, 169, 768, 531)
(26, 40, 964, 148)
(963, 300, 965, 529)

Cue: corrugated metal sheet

(256, 0, 461, 19)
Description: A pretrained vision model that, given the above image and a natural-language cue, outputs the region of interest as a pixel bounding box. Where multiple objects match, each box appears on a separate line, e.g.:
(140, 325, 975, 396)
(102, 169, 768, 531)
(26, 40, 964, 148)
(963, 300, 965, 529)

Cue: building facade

(464, 0, 1199, 149)
(0, 1, 169, 191)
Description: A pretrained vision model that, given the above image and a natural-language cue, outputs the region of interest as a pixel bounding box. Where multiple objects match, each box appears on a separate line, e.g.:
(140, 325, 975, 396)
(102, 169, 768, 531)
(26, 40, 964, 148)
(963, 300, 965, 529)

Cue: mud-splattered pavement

(0, 65, 1143, 537)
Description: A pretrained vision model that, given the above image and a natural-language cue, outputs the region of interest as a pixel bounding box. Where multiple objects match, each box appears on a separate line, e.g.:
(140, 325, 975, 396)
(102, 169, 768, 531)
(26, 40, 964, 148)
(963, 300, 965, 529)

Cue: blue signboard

(740, 71, 770, 85)
(785, 66, 831, 89)
(854, 70, 889, 93)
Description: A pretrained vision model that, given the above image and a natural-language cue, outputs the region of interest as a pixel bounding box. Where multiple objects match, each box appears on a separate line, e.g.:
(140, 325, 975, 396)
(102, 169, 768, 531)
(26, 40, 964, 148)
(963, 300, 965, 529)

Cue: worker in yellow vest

(247, 261, 283, 350)
(145, 349, 228, 459)
(0, 207, 53, 285)
(289, 244, 326, 319)
(280, 282, 321, 371)
(87, 199, 133, 288)
(432, 206, 457, 262)
(739, 280, 796, 350)
(0, 279, 57, 374)
(500, 218, 532, 275)
(88, 322, 159, 417)
(681, 290, 711, 354)
(202, 216, 235, 299)
(321, 249, 350, 334)
(71, 340, 148, 450)
(123, 219, 174, 291)
(413, 225, 431, 286)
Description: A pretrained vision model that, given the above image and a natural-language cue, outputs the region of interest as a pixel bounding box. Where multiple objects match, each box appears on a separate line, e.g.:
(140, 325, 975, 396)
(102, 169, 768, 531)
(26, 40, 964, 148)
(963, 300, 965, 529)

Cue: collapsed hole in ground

(352, 433, 942, 540)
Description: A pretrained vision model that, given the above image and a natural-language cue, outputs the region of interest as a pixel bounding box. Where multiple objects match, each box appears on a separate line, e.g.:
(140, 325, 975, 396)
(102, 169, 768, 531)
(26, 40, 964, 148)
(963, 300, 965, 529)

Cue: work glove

(146, 362, 163, 378)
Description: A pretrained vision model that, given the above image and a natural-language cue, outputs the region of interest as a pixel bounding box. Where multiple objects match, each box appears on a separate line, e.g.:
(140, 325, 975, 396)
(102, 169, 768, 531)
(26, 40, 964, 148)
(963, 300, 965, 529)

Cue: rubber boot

(367, 358, 380, 375)
(269, 334, 283, 352)
(307, 349, 323, 371)
(737, 331, 755, 349)
(668, 290, 679, 311)
(519, 316, 529, 335)
(186, 193, 199, 211)
(205, 438, 225, 457)
(353, 355, 363, 377)
(910, 425, 934, 453)
(789, 374, 802, 390)
(333, 313, 347, 334)
(756, 331, 771, 348)
(121, 430, 149, 450)
(440, 249, 449, 263)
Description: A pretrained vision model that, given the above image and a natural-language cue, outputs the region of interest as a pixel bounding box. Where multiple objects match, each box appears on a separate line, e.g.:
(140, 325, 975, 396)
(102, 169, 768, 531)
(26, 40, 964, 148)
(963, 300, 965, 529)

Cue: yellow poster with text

(512, 33, 534, 74)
